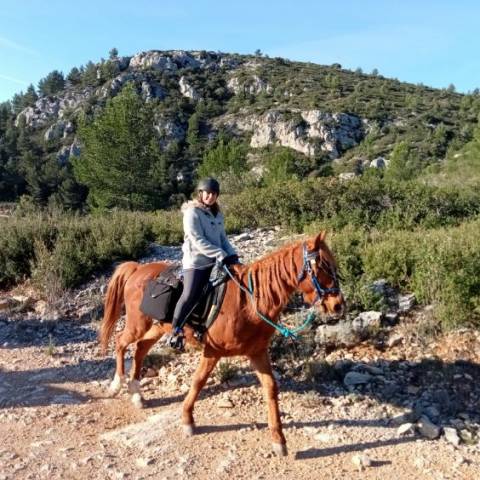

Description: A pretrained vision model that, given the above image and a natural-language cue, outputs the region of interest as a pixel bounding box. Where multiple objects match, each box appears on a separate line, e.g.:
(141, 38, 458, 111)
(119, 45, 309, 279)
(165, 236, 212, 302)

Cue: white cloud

(0, 36, 39, 56)
(0, 73, 28, 86)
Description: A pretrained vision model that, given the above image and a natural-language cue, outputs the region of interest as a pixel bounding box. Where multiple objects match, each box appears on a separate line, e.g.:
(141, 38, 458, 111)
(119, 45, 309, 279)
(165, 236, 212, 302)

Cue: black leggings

(172, 267, 213, 330)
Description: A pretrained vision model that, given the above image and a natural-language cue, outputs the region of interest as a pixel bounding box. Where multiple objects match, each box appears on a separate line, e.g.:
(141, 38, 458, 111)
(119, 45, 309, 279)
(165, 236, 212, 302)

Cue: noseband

(297, 243, 341, 305)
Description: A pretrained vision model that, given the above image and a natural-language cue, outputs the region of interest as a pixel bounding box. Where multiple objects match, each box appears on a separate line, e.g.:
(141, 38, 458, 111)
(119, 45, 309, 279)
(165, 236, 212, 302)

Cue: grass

(216, 360, 239, 383)
(45, 334, 56, 356)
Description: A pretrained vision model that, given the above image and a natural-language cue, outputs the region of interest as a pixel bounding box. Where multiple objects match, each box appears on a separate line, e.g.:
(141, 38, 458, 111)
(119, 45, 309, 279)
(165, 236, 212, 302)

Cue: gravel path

(1, 229, 479, 479)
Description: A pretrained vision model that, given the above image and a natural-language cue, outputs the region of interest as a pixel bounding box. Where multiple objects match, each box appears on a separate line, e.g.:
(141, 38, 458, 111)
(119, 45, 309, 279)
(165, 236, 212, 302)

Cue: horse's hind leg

(108, 329, 137, 397)
(248, 351, 287, 456)
(128, 324, 164, 408)
(181, 351, 219, 435)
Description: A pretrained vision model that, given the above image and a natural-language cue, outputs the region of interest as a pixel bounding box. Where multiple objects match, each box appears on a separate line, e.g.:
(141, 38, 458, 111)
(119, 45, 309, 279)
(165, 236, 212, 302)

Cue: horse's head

(296, 231, 345, 318)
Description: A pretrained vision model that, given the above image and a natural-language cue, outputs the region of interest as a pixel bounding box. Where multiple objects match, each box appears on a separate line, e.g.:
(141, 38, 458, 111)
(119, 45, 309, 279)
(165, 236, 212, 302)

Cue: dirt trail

(1, 318, 479, 480)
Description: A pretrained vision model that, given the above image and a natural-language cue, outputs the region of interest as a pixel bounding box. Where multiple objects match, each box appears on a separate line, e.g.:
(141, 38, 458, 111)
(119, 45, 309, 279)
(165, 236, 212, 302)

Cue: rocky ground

(0, 228, 479, 479)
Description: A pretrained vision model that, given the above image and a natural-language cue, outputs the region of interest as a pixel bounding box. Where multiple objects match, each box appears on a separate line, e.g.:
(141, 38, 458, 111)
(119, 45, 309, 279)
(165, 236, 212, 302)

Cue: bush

(197, 139, 247, 179)
(359, 220, 480, 329)
(222, 176, 480, 233)
(0, 211, 154, 291)
(0, 213, 57, 286)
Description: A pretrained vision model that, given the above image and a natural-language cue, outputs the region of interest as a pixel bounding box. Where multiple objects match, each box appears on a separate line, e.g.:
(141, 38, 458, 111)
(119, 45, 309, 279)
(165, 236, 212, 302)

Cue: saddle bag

(139, 265, 182, 321)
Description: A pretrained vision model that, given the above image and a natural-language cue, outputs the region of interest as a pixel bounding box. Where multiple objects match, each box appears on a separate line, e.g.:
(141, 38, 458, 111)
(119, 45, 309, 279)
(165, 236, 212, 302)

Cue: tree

(67, 67, 82, 86)
(254, 49, 262, 57)
(197, 139, 247, 178)
(98, 59, 119, 82)
(109, 47, 119, 60)
(11, 92, 25, 114)
(72, 83, 164, 210)
(263, 148, 305, 185)
(38, 70, 65, 96)
(447, 83, 456, 93)
(186, 104, 207, 158)
(82, 61, 98, 87)
(23, 84, 38, 106)
(371, 68, 379, 76)
(0, 104, 24, 200)
(384, 141, 419, 181)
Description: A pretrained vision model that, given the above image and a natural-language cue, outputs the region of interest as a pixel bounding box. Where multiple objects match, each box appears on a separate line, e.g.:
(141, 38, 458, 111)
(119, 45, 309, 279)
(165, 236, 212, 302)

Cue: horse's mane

(246, 237, 336, 315)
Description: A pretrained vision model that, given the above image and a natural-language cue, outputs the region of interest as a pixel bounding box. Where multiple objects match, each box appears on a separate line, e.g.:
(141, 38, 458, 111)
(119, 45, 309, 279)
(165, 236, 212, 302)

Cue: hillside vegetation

(0, 50, 479, 330)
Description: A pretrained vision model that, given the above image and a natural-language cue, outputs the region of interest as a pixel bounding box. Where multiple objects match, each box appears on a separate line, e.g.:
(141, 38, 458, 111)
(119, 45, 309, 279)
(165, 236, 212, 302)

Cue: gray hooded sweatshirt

(180, 200, 236, 270)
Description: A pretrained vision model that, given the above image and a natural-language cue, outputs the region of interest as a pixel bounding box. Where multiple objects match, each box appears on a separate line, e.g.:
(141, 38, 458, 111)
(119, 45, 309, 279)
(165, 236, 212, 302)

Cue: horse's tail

(99, 261, 139, 355)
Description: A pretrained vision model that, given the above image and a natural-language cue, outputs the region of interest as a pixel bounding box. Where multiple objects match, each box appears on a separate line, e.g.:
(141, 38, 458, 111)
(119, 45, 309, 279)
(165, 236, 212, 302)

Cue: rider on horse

(165, 177, 240, 350)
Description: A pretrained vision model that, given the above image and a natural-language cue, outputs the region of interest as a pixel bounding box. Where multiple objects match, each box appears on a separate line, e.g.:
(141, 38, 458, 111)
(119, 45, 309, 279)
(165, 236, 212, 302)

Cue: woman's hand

(222, 254, 240, 266)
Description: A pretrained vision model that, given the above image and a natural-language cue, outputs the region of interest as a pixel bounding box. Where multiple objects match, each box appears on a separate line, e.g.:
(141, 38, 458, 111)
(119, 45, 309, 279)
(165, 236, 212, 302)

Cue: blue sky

(1, 0, 479, 102)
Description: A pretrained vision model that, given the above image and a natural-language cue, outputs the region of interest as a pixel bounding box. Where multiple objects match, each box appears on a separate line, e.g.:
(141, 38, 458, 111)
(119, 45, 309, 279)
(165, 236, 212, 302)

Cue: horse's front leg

(182, 351, 219, 436)
(249, 350, 287, 456)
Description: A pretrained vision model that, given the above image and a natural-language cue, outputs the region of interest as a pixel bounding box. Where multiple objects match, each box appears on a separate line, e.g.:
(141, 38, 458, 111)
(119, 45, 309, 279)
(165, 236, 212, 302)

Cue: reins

(223, 242, 339, 340)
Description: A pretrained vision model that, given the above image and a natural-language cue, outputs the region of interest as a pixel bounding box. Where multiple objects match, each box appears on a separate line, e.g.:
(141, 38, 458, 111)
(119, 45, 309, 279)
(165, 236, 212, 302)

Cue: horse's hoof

(272, 443, 288, 457)
(108, 375, 125, 397)
(131, 393, 144, 409)
(183, 424, 195, 437)
(107, 387, 120, 398)
(107, 385, 121, 397)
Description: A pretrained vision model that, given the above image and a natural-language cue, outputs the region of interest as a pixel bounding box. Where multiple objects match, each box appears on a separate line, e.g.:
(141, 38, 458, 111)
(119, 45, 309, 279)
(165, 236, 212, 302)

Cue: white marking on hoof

(272, 442, 288, 457)
(108, 374, 125, 397)
(131, 392, 144, 409)
(183, 424, 195, 436)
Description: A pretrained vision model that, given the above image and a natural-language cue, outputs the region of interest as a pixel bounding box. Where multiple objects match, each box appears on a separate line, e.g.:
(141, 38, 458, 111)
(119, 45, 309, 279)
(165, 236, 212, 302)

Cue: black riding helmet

(197, 177, 220, 195)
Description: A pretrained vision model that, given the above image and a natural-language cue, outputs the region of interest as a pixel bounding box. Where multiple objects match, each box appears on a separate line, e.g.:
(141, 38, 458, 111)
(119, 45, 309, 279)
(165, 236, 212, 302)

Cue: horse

(99, 231, 344, 456)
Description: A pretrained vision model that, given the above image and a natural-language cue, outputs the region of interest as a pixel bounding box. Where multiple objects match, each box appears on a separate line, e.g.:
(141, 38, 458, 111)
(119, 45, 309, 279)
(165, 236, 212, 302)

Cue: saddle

(139, 264, 229, 337)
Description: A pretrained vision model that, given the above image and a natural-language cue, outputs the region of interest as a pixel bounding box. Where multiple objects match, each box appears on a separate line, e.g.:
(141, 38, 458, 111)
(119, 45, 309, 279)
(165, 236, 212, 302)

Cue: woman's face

(201, 190, 218, 206)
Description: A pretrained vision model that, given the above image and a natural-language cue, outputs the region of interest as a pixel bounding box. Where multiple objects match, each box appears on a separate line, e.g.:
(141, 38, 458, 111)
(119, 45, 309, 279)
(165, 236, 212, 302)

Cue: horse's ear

(315, 231, 327, 247)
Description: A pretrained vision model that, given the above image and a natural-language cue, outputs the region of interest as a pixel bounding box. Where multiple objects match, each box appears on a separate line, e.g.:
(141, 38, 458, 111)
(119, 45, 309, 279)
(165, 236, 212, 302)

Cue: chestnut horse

(99, 232, 344, 456)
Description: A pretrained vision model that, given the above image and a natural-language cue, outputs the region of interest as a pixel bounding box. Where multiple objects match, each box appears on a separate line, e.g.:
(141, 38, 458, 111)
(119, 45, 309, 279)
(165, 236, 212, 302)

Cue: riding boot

(169, 327, 185, 351)
(165, 316, 186, 351)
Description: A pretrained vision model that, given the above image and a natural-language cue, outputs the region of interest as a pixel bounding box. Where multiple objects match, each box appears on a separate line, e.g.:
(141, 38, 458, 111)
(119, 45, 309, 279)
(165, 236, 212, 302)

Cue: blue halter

(297, 243, 340, 305)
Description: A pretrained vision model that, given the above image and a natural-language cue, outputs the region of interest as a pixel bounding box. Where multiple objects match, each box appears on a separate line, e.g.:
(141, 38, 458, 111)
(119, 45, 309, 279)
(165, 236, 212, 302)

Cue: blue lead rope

(223, 266, 316, 340)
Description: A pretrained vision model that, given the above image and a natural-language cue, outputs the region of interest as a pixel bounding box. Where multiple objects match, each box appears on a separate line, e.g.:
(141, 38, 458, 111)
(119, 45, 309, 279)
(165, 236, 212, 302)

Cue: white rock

(443, 427, 460, 446)
(352, 454, 372, 470)
(217, 398, 234, 408)
(397, 423, 416, 436)
(136, 457, 155, 468)
(352, 311, 383, 330)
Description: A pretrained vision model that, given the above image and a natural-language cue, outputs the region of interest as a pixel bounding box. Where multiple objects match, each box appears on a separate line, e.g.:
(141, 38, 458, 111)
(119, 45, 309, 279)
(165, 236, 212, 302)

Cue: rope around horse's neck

(223, 266, 316, 340)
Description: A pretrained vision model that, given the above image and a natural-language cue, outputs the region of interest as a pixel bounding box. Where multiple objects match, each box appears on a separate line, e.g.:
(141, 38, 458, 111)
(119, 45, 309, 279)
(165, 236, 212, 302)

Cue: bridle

(297, 243, 341, 306)
(222, 241, 342, 339)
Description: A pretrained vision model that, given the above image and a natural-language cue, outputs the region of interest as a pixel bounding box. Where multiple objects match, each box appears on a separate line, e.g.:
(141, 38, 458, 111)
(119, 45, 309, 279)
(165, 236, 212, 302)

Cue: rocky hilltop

(10, 49, 474, 178)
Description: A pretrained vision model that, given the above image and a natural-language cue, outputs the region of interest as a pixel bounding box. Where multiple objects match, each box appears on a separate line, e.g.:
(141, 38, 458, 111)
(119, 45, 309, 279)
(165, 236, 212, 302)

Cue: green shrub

(1, 211, 154, 291)
(197, 139, 247, 179)
(150, 210, 183, 244)
(223, 176, 480, 233)
(0, 213, 57, 286)
(360, 220, 480, 329)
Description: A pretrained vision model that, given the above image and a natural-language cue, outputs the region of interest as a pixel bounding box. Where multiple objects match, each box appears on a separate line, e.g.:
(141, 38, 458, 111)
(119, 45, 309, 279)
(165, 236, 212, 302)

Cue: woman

(165, 177, 239, 350)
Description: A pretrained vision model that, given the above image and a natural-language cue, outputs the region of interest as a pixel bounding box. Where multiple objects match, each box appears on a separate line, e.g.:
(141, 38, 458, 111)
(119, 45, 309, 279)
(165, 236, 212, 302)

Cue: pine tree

(67, 67, 82, 86)
(82, 61, 98, 87)
(38, 70, 65, 96)
(23, 84, 38, 106)
(72, 82, 164, 210)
